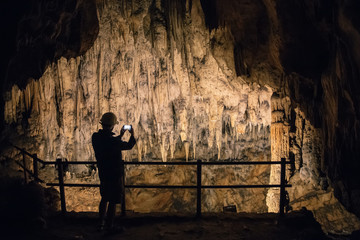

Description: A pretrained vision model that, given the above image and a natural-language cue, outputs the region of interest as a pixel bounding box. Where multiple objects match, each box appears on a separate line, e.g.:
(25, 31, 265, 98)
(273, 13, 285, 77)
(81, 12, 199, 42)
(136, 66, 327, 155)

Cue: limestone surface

(2, 0, 360, 235)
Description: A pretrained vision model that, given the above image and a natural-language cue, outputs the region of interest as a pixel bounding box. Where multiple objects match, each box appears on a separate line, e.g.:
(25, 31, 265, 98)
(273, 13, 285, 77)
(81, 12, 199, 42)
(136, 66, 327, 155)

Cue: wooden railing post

(56, 158, 67, 214)
(279, 157, 286, 217)
(121, 160, 126, 216)
(196, 160, 202, 218)
(33, 154, 39, 182)
(22, 151, 27, 184)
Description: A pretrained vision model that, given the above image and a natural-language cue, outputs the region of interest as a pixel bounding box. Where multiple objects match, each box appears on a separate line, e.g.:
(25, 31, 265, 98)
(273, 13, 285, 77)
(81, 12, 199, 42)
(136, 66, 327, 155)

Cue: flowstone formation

(267, 93, 360, 234)
(2, 0, 360, 236)
(4, 0, 272, 214)
(4, 0, 271, 164)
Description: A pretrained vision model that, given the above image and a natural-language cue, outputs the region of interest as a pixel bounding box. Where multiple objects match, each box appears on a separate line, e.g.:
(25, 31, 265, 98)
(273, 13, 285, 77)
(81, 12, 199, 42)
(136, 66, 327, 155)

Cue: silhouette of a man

(92, 112, 136, 231)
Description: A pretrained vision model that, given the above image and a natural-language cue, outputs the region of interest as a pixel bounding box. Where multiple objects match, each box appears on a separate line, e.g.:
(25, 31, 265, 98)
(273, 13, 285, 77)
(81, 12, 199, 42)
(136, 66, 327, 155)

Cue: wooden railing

(8, 144, 292, 218)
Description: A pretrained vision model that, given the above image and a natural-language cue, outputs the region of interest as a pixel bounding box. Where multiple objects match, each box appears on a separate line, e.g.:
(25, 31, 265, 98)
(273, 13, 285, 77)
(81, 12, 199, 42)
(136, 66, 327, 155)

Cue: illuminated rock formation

(3, 0, 272, 216)
(1, 0, 360, 235)
(4, 0, 272, 165)
(266, 93, 290, 212)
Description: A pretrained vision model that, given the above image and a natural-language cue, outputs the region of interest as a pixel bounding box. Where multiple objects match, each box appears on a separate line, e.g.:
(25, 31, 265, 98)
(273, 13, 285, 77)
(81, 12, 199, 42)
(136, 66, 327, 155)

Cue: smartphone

(123, 125, 132, 130)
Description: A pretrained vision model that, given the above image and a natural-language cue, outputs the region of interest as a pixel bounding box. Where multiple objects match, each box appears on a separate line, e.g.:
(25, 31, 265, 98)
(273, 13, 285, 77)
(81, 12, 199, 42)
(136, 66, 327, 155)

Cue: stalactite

(2, 1, 360, 233)
(169, 131, 175, 159)
(137, 139, 143, 161)
(160, 134, 168, 162)
(97, 46, 103, 119)
(4, 0, 272, 165)
(192, 135, 196, 160)
(179, 110, 187, 142)
(8, 85, 20, 124)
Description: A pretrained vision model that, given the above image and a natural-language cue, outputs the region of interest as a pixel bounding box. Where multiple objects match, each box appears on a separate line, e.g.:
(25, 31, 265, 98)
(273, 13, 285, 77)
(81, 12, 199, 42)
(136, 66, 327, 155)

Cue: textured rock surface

(286, 107, 360, 235)
(3, 0, 272, 164)
(3, 0, 272, 216)
(1, 0, 360, 236)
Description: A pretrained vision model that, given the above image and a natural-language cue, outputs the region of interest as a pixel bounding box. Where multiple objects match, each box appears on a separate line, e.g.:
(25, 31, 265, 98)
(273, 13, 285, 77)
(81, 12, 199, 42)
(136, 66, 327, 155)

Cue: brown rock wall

(2, 0, 360, 235)
(2, 0, 272, 216)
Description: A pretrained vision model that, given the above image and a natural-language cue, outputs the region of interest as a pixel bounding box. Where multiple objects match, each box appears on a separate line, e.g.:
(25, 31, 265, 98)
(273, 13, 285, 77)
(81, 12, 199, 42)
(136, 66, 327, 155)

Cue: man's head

(100, 112, 118, 130)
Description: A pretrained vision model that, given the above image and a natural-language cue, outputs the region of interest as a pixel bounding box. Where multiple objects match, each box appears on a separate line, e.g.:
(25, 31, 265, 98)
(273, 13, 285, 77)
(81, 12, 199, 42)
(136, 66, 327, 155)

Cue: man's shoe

(106, 225, 125, 234)
(97, 224, 105, 232)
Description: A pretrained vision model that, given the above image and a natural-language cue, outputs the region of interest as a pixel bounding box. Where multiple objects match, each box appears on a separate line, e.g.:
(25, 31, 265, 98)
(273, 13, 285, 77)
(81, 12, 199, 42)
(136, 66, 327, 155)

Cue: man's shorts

(100, 178, 123, 203)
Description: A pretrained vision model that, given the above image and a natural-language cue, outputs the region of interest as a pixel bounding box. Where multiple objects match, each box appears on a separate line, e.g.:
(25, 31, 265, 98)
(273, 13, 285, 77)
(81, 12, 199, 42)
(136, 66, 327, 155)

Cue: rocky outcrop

(199, 0, 360, 226)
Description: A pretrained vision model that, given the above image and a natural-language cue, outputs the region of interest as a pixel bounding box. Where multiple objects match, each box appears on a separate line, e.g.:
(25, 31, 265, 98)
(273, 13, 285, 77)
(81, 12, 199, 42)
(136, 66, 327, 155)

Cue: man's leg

(98, 198, 108, 229)
(106, 202, 116, 229)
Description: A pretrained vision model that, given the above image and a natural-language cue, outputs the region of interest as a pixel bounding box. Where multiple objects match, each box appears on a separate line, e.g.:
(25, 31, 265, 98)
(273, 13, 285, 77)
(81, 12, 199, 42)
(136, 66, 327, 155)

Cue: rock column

(266, 93, 290, 212)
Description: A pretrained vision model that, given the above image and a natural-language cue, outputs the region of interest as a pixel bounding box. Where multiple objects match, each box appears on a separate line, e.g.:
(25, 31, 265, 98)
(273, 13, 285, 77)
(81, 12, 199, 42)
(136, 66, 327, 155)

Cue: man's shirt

(92, 129, 136, 181)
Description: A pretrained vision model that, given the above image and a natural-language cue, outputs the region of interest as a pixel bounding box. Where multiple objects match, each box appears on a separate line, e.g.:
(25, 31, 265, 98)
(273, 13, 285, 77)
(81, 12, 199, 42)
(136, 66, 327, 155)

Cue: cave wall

(278, 0, 360, 222)
(2, 0, 273, 216)
(198, 0, 360, 224)
(1, 0, 360, 235)
(274, 0, 360, 221)
(3, 0, 272, 164)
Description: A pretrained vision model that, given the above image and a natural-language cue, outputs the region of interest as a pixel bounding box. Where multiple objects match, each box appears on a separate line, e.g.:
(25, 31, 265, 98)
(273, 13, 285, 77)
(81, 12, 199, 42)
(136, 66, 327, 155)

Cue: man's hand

(120, 125, 134, 137)
(129, 125, 134, 136)
(120, 126, 126, 137)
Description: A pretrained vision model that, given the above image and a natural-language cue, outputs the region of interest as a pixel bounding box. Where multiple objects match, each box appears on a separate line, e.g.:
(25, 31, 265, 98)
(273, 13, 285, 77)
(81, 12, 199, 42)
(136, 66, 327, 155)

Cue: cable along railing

(8, 144, 292, 218)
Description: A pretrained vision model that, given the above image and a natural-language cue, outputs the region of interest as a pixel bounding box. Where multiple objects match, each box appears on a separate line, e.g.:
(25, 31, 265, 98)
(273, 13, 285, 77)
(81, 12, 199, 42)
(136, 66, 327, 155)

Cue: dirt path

(3, 211, 336, 240)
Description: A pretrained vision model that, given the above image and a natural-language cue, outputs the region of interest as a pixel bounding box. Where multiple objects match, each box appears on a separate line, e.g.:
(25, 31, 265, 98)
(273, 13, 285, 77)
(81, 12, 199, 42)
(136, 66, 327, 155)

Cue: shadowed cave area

(1, 0, 360, 239)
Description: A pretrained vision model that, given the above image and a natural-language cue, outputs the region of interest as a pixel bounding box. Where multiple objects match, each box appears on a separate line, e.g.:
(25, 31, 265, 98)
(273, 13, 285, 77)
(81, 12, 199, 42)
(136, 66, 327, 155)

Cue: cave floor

(2, 211, 344, 240)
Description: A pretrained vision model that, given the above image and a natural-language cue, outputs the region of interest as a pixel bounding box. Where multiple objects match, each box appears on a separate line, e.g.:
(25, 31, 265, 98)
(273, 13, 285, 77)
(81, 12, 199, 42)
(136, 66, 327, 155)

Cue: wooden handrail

(14, 160, 45, 183)
(51, 158, 291, 218)
(23, 160, 293, 165)
(8, 143, 292, 218)
(9, 143, 47, 164)
(8, 143, 46, 183)
(46, 183, 292, 188)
